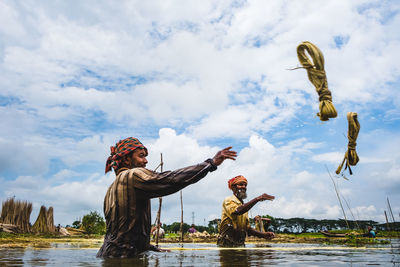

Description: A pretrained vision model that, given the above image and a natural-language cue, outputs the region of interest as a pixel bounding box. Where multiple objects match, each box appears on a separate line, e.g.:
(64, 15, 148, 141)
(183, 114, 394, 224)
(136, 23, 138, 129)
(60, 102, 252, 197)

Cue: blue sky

(0, 0, 399, 226)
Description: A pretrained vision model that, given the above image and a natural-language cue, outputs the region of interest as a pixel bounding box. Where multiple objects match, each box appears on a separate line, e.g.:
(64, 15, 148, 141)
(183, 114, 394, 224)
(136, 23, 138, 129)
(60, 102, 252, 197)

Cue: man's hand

(257, 193, 275, 201)
(149, 245, 171, 252)
(262, 232, 275, 239)
(212, 147, 237, 166)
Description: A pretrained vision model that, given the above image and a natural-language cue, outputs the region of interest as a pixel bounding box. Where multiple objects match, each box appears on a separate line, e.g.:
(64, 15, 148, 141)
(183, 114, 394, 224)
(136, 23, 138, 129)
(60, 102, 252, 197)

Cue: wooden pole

(325, 166, 349, 229)
(387, 197, 396, 223)
(155, 153, 163, 247)
(384, 211, 390, 231)
(341, 194, 360, 229)
(180, 190, 184, 243)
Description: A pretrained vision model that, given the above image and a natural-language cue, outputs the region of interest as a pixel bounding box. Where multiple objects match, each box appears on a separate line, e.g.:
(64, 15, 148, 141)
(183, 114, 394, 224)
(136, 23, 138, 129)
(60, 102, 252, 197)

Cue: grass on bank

(0, 231, 104, 248)
(1, 230, 398, 248)
(274, 230, 395, 246)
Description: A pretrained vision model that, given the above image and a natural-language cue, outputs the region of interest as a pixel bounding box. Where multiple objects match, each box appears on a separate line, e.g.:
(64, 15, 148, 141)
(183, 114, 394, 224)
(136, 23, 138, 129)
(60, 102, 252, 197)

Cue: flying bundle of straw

(297, 41, 337, 121)
(336, 112, 360, 175)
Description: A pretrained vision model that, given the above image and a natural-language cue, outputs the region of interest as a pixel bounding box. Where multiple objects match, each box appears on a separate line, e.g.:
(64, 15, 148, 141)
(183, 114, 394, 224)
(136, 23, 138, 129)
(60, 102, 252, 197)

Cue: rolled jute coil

(297, 41, 337, 121)
(336, 112, 360, 175)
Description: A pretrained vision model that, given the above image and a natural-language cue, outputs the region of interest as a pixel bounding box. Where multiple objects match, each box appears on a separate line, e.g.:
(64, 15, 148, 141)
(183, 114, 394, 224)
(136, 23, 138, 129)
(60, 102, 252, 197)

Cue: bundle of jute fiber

(297, 41, 337, 121)
(336, 112, 360, 175)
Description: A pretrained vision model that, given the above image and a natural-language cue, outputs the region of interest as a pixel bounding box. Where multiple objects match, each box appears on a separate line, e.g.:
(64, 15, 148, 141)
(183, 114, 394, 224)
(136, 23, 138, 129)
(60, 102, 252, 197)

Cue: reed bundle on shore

(46, 206, 55, 233)
(32, 205, 56, 234)
(32, 205, 49, 233)
(0, 198, 32, 233)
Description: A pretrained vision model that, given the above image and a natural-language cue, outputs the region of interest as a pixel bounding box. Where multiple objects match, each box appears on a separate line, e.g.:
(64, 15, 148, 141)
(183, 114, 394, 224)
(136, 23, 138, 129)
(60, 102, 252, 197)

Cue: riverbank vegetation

(1, 201, 398, 248)
(1, 229, 397, 249)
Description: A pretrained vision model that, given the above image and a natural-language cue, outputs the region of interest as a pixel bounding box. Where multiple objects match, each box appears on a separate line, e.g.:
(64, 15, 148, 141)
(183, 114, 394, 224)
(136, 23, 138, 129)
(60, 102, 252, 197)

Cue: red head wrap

(105, 137, 147, 173)
(228, 175, 248, 190)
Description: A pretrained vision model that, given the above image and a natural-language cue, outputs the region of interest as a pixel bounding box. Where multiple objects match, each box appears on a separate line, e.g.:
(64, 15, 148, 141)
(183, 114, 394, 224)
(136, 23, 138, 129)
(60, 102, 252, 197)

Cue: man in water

(188, 224, 197, 234)
(97, 137, 237, 258)
(217, 175, 275, 247)
(151, 222, 165, 239)
(367, 226, 376, 238)
(254, 215, 271, 232)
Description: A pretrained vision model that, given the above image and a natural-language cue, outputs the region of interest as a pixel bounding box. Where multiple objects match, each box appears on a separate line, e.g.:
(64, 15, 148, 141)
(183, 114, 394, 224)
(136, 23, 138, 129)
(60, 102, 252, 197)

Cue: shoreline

(1, 231, 397, 249)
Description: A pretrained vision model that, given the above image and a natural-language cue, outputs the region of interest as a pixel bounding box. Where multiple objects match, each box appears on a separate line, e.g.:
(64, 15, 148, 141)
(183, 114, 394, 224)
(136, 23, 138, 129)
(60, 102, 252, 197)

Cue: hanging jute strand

(336, 112, 360, 175)
(297, 41, 337, 121)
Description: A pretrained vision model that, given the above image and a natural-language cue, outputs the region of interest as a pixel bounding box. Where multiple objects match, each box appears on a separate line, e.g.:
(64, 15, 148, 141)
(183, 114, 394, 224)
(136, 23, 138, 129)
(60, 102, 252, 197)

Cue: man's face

(233, 182, 247, 200)
(126, 148, 148, 168)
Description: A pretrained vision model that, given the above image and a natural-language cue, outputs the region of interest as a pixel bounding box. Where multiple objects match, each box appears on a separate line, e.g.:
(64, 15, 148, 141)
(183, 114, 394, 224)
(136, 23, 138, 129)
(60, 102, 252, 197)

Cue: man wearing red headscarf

(217, 175, 275, 247)
(97, 137, 237, 258)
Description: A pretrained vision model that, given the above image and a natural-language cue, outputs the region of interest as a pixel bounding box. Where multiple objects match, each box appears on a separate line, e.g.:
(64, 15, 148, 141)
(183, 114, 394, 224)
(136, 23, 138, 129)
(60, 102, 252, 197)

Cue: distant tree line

(160, 217, 381, 234)
(68, 213, 395, 236)
(162, 220, 220, 234)
(263, 216, 379, 233)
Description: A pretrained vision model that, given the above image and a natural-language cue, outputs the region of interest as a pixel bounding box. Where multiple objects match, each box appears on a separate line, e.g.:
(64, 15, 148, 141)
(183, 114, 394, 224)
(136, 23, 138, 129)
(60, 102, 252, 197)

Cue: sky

(0, 0, 399, 227)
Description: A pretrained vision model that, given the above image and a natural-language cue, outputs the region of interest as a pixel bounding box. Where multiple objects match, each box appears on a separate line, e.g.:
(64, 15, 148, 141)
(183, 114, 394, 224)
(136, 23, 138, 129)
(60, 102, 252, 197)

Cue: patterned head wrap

(228, 175, 248, 190)
(105, 137, 147, 173)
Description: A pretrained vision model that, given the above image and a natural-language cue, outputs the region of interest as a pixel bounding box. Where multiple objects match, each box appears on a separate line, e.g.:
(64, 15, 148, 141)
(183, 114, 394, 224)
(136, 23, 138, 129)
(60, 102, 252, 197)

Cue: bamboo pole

(387, 197, 396, 223)
(325, 166, 349, 229)
(341, 194, 360, 229)
(155, 198, 163, 246)
(180, 190, 184, 243)
(155, 153, 163, 247)
(384, 211, 390, 231)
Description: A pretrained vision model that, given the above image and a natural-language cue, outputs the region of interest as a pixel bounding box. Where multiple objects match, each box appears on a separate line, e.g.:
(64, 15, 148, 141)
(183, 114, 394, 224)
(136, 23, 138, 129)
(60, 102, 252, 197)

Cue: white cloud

(312, 152, 343, 164)
(1, 127, 398, 225)
(0, 0, 399, 227)
(0, 135, 49, 175)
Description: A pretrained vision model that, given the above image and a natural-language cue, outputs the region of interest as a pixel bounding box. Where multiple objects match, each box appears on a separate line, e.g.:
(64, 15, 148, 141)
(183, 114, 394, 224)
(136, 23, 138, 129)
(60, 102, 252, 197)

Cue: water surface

(0, 240, 399, 266)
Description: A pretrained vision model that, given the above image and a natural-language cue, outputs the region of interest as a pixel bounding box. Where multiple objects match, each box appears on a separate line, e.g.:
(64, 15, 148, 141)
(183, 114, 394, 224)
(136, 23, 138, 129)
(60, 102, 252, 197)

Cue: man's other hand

(263, 232, 275, 239)
(257, 193, 275, 201)
(212, 147, 237, 166)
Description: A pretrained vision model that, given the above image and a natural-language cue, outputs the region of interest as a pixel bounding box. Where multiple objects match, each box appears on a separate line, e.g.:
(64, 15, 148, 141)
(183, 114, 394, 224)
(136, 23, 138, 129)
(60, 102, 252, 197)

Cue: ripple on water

(0, 241, 398, 266)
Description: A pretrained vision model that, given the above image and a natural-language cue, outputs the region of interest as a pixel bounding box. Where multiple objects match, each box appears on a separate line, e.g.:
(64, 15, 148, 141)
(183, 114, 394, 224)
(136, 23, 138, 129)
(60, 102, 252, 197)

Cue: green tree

(164, 222, 192, 233)
(72, 220, 81, 229)
(81, 211, 105, 235)
(208, 218, 220, 233)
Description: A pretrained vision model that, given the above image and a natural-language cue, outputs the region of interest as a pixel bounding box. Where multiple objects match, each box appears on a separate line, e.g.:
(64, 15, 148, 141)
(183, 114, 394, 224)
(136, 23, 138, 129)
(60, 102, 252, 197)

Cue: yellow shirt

(220, 195, 249, 232)
(255, 220, 264, 232)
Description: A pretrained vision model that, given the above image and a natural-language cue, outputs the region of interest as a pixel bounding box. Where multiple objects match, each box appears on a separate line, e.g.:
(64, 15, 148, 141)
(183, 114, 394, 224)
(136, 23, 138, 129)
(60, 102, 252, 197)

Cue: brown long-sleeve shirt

(97, 159, 216, 258)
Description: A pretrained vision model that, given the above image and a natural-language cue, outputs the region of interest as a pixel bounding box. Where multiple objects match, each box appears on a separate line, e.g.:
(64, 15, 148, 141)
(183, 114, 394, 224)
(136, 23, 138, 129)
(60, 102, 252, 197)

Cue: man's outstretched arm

(247, 227, 275, 239)
(233, 193, 275, 215)
(133, 147, 237, 199)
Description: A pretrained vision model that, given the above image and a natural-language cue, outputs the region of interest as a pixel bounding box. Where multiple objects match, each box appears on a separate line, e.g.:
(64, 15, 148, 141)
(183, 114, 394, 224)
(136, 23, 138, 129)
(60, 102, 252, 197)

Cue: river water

(0, 240, 399, 266)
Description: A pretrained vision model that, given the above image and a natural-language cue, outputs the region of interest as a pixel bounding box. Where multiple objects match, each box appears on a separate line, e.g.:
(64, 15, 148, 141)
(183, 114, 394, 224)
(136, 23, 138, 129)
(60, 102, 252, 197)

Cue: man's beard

(235, 189, 247, 200)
